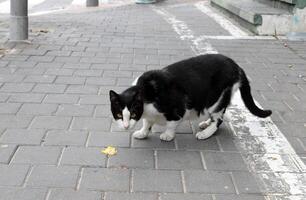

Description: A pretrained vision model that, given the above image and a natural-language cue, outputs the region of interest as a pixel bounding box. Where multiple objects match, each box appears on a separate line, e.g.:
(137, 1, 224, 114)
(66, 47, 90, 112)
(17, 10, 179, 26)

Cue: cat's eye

(117, 113, 122, 118)
(131, 113, 136, 118)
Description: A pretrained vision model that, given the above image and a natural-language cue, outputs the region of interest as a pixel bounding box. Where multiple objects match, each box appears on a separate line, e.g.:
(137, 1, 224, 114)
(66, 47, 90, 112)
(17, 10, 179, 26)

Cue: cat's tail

(239, 70, 272, 118)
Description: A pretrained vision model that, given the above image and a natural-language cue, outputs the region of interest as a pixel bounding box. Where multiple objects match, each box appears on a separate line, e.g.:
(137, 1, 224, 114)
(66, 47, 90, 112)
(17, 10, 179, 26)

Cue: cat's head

(109, 86, 143, 130)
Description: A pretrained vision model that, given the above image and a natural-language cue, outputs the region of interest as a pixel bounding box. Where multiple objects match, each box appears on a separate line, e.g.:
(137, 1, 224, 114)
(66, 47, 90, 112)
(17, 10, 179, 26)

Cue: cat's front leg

(133, 119, 153, 139)
(160, 121, 180, 141)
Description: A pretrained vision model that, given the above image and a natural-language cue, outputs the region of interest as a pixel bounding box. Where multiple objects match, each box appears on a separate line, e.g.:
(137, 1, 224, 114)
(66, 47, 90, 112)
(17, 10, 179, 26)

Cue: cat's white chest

(142, 103, 167, 125)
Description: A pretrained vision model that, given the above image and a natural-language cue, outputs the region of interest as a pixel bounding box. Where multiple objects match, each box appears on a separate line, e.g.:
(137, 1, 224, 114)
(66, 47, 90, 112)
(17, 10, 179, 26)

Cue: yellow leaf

(101, 146, 117, 156)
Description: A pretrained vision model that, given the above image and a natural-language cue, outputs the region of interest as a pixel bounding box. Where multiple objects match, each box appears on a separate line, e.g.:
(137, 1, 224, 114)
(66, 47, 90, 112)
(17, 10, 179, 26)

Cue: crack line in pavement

(153, 4, 306, 198)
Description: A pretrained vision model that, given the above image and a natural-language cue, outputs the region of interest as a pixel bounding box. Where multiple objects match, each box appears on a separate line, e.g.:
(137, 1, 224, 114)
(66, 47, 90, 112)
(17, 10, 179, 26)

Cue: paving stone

(0, 103, 21, 114)
(0, 188, 47, 200)
(203, 151, 248, 171)
(81, 168, 129, 191)
(28, 55, 54, 62)
(86, 77, 116, 86)
(232, 172, 262, 194)
(0, 129, 45, 145)
(160, 193, 213, 200)
(0, 145, 16, 163)
(9, 93, 45, 103)
(54, 56, 80, 63)
(108, 148, 154, 169)
(32, 84, 67, 93)
(61, 147, 106, 166)
(0, 83, 34, 93)
(55, 76, 86, 85)
(12, 146, 61, 164)
(103, 70, 132, 78)
(32, 116, 71, 129)
(176, 134, 220, 150)
(0, 94, 9, 102)
(45, 68, 74, 76)
(95, 105, 112, 117)
(79, 95, 109, 105)
(72, 117, 111, 131)
(214, 194, 266, 200)
(48, 189, 101, 200)
(133, 169, 183, 192)
(105, 192, 157, 200)
(56, 104, 95, 117)
(88, 132, 130, 147)
(184, 170, 236, 193)
(74, 69, 103, 77)
(27, 165, 79, 188)
(131, 133, 175, 149)
(24, 75, 56, 83)
(44, 94, 79, 104)
(44, 130, 88, 146)
(0, 115, 33, 129)
(66, 85, 99, 94)
(0, 74, 25, 82)
(18, 103, 58, 115)
(0, 164, 29, 186)
(157, 150, 203, 170)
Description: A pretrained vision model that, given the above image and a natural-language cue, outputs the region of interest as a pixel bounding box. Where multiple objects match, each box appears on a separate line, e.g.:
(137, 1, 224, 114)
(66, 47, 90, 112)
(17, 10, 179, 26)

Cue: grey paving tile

(95, 105, 112, 117)
(232, 172, 262, 194)
(79, 95, 109, 105)
(56, 104, 95, 117)
(0, 129, 45, 145)
(133, 169, 183, 192)
(8, 93, 45, 103)
(0, 145, 17, 163)
(88, 132, 130, 147)
(61, 147, 106, 166)
(214, 194, 266, 200)
(72, 117, 111, 131)
(0, 103, 21, 114)
(48, 189, 101, 200)
(66, 85, 99, 94)
(176, 134, 220, 150)
(81, 168, 130, 191)
(24, 75, 56, 83)
(157, 150, 203, 170)
(86, 77, 116, 86)
(0, 188, 47, 200)
(12, 146, 61, 165)
(131, 133, 175, 149)
(27, 165, 79, 188)
(0, 83, 34, 92)
(31, 116, 72, 129)
(108, 148, 154, 169)
(160, 193, 213, 200)
(44, 130, 88, 146)
(32, 84, 67, 93)
(203, 151, 248, 171)
(55, 76, 86, 85)
(0, 164, 30, 186)
(184, 170, 236, 193)
(105, 192, 157, 200)
(0, 115, 33, 129)
(44, 94, 79, 104)
(45, 68, 74, 76)
(18, 103, 58, 115)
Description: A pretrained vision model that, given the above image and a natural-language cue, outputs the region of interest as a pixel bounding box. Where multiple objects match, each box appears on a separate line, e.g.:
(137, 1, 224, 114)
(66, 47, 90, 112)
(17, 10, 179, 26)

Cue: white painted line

(71, 0, 85, 6)
(195, 35, 276, 40)
(152, 7, 218, 54)
(153, 4, 306, 197)
(195, 1, 248, 37)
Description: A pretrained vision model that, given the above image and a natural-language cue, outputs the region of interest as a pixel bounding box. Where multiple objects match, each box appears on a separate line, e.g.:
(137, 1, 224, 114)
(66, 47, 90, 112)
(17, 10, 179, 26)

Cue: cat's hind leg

(196, 110, 224, 140)
(133, 119, 153, 139)
(160, 121, 180, 141)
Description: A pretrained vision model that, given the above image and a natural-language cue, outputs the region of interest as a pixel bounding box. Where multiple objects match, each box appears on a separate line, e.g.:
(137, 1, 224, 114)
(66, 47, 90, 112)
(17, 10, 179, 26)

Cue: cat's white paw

(160, 132, 175, 141)
(133, 130, 148, 139)
(199, 119, 211, 130)
(196, 124, 217, 140)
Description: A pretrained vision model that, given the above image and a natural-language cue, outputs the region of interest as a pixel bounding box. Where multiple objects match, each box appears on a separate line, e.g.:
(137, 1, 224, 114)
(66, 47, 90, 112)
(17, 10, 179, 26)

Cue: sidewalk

(0, 0, 305, 199)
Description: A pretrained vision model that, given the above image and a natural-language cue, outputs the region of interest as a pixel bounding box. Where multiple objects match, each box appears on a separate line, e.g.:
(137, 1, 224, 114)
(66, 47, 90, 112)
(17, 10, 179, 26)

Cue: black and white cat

(109, 54, 272, 141)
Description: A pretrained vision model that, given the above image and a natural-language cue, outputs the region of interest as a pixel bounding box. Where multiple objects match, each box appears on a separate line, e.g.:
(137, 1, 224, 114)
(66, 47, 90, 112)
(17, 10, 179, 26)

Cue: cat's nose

(123, 123, 129, 129)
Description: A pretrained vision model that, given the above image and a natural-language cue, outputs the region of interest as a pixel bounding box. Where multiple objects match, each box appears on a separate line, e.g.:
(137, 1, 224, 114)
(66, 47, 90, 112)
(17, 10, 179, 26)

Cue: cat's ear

(134, 89, 143, 102)
(109, 90, 119, 102)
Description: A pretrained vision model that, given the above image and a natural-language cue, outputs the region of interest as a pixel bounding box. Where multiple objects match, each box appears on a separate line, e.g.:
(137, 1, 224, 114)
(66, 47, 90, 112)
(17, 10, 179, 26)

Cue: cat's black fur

(110, 54, 272, 140)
